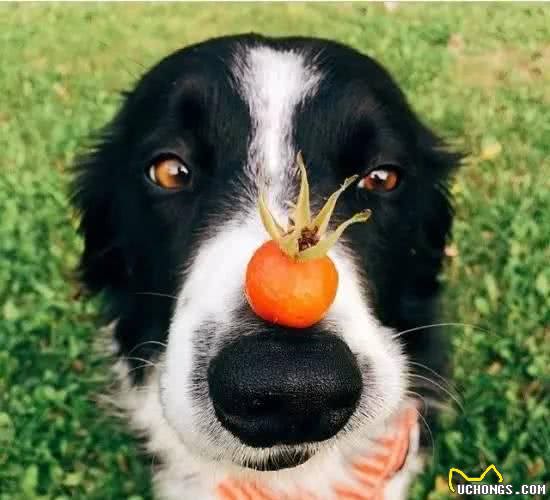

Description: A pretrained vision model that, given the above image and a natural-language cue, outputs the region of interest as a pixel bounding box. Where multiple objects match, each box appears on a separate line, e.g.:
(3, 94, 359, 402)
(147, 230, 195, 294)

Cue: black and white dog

(74, 35, 459, 499)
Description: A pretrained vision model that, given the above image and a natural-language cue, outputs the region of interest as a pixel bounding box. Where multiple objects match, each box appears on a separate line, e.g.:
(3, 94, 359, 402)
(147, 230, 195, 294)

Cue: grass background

(0, 3, 548, 499)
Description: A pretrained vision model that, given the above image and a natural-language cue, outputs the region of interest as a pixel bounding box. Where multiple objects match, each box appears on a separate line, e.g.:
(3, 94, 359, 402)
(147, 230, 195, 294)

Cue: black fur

(73, 32, 460, 404)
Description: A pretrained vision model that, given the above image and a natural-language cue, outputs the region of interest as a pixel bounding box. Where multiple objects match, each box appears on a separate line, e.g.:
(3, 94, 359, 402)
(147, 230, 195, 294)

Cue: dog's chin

(241, 450, 313, 471)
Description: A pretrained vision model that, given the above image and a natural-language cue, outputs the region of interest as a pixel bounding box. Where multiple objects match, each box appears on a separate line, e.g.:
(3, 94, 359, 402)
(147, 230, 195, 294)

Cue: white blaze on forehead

(232, 46, 321, 188)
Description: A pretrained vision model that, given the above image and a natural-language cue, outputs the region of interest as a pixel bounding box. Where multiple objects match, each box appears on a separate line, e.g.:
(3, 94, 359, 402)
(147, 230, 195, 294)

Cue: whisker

(122, 356, 157, 368)
(408, 399, 436, 463)
(408, 361, 458, 393)
(392, 322, 490, 340)
(406, 389, 455, 415)
(128, 340, 168, 355)
(418, 396, 454, 414)
(409, 374, 464, 412)
(150, 451, 161, 473)
(135, 291, 178, 300)
(126, 364, 159, 377)
(406, 390, 429, 415)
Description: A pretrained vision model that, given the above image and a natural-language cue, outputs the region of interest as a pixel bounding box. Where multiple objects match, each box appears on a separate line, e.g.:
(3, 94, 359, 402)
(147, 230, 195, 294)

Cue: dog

(73, 34, 460, 499)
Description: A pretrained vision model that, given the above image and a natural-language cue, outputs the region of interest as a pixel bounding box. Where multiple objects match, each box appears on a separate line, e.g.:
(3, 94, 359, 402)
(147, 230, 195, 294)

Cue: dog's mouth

(242, 449, 313, 471)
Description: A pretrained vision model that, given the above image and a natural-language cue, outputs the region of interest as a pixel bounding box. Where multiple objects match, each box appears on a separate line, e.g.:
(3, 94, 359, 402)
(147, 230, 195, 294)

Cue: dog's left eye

(358, 167, 400, 193)
(148, 155, 192, 190)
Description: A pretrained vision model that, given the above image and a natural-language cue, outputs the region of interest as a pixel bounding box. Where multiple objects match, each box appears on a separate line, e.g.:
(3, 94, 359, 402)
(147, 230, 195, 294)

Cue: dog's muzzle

(208, 330, 363, 448)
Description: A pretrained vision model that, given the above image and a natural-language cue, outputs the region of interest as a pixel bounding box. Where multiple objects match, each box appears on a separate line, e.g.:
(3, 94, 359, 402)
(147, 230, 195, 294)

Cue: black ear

(403, 127, 462, 324)
(398, 126, 462, 376)
(71, 128, 129, 295)
(418, 126, 462, 269)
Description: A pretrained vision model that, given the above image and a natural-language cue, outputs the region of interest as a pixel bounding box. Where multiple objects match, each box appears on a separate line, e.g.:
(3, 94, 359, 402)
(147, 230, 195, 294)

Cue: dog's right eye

(147, 155, 192, 190)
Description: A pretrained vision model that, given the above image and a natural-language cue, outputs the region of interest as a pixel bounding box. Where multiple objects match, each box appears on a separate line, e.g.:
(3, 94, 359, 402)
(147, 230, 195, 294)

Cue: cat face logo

(448, 464, 504, 493)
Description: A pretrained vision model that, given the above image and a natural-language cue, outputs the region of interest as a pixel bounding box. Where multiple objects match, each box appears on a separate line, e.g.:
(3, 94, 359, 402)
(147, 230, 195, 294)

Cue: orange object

(245, 240, 338, 328)
(245, 153, 371, 328)
(216, 405, 419, 500)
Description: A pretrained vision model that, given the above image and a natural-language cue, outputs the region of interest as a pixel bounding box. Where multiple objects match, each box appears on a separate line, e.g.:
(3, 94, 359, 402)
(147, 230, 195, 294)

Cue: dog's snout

(208, 331, 362, 448)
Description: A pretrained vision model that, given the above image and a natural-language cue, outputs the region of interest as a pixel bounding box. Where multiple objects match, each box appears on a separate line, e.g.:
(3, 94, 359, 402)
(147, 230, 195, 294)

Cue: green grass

(1, 3, 548, 499)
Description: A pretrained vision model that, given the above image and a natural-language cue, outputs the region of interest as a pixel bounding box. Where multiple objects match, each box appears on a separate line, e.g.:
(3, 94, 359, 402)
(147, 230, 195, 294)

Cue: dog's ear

(71, 124, 130, 295)
(400, 125, 462, 326)
(397, 125, 462, 378)
(418, 125, 462, 263)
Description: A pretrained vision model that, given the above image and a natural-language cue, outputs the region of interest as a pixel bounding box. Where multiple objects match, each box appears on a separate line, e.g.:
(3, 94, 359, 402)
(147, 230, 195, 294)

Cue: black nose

(207, 331, 362, 448)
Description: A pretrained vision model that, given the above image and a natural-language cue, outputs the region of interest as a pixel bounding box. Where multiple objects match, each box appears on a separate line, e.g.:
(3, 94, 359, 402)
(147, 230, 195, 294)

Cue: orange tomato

(245, 240, 338, 328)
(244, 153, 370, 329)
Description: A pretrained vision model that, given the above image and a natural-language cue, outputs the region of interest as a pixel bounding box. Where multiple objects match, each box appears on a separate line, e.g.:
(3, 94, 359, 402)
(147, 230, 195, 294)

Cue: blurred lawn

(0, 3, 548, 500)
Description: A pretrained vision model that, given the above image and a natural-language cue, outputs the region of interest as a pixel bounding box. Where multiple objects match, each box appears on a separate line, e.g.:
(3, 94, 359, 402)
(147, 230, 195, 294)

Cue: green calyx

(258, 152, 371, 261)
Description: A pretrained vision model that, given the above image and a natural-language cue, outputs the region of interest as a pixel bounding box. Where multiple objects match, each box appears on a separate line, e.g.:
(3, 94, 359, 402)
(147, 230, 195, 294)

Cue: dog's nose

(208, 331, 362, 447)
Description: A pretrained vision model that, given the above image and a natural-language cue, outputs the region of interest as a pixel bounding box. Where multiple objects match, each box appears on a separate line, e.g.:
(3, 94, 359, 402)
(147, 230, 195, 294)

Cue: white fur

(232, 46, 320, 191)
(106, 45, 414, 499)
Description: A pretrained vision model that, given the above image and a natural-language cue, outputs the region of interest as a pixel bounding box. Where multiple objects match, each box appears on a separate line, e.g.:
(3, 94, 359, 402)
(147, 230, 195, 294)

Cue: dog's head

(74, 35, 458, 472)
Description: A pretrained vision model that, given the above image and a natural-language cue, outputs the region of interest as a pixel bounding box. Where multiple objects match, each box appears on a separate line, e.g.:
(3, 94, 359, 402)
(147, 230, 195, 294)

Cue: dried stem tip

(258, 153, 371, 261)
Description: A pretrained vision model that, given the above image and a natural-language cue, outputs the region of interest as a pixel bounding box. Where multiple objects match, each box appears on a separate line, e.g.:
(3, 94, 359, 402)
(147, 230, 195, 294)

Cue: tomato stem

(258, 152, 371, 261)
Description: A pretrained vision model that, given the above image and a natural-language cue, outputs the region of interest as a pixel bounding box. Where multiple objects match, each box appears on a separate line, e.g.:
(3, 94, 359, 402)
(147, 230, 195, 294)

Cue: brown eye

(358, 167, 400, 192)
(148, 156, 191, 190)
